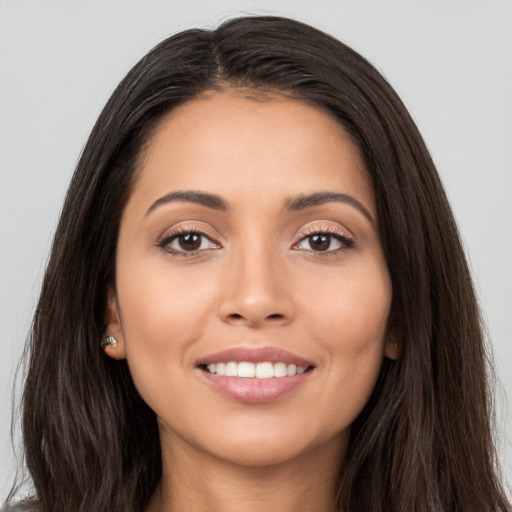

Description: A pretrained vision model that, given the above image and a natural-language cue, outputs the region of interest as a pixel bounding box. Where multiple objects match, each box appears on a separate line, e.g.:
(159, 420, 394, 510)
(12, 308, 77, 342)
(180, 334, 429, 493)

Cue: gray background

(1, 0, 511, 498)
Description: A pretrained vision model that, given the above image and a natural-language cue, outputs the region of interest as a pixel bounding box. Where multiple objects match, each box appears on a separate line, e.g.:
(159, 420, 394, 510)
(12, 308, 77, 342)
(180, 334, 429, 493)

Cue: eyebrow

(145, 190, 230, 216)
(145, 189, 374, 224)
(284, 192, 375, 224)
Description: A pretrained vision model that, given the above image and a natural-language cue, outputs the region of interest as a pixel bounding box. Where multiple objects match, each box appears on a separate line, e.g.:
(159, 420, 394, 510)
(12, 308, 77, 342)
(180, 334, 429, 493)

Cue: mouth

(199, 361, 312, 378)
(195, 347, 315, 403)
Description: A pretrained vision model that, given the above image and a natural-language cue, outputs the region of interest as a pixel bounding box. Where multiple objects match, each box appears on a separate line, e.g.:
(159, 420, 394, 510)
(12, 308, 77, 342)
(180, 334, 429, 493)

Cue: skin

(105, 91, 396, 512)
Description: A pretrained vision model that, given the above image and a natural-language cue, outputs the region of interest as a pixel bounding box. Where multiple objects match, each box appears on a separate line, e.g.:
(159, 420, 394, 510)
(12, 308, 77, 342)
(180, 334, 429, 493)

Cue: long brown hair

(9, 15, 510, 512)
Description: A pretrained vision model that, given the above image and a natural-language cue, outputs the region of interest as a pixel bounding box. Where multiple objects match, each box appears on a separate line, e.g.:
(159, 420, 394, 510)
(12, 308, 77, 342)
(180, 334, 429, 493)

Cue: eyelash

(293, 227, 354, 255)
(157, 226, 220, 257)
(157, 225, 354, 257)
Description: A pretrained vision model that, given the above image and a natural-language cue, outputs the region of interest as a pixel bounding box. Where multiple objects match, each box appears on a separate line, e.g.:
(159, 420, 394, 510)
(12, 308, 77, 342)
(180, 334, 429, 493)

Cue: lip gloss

(198, 369, 313, 403)
(195, 346, 314, 403)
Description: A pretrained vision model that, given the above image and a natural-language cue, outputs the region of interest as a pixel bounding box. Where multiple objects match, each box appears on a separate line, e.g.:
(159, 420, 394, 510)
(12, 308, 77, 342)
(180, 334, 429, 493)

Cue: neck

(147, 431, 345, 512)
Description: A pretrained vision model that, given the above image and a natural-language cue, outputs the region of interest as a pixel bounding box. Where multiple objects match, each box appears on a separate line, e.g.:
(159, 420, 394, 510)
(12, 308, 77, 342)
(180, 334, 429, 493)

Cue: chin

(190, 420, 348, 469)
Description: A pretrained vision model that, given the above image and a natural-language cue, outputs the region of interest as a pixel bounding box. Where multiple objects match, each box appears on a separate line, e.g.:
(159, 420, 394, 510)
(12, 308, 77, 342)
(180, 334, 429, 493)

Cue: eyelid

(294, 221, 355, 242)
(157, 221, 220, 241)
(157, 222, 222, 254)
(292, 221, 355, 252)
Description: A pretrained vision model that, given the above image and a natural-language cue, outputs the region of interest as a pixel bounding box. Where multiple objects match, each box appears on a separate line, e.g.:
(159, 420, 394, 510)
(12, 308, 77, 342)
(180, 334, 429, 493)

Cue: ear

(384, 320, 399, 360)
(385, 338, 399, 360)
(103, 286, 127, 360)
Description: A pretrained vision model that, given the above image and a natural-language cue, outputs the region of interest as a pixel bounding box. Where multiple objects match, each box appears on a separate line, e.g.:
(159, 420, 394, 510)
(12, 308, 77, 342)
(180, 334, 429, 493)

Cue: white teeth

(237, 362, 256, 378)
(274, 362, 287, 377)
(225, 362, 238, 377)
(205, 361, 308, 378)
(256, 362, 274, 379)
(286, 364, 297, 376)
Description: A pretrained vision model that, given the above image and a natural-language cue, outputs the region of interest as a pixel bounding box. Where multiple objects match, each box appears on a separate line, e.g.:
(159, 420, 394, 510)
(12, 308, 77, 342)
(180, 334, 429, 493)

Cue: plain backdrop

(1, 0, 511, 498)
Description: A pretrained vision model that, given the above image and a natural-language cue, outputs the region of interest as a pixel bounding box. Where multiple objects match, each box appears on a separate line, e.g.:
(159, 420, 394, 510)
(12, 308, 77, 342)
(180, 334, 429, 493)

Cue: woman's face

(106, 91, 395, 467)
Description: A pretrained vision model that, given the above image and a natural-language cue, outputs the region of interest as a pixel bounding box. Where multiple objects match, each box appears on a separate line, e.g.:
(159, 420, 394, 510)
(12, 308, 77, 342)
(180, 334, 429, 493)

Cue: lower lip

(198, 369, 313, 403)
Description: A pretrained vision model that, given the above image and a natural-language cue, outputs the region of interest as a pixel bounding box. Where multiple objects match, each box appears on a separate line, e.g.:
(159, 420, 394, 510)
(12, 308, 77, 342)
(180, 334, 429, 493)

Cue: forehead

(130, 91, 375, 216)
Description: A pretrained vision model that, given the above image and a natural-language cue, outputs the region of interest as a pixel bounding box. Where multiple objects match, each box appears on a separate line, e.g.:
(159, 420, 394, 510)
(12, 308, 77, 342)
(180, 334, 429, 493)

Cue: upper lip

(196, 346, 314, 367)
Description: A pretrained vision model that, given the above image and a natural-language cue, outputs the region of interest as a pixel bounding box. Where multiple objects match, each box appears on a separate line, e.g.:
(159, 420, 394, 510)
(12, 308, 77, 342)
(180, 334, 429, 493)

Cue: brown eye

(159, 231, 219, 255)
(308, 234, 331, 251)
(295, 231, 353, 253)
(178, 233, 201, 251)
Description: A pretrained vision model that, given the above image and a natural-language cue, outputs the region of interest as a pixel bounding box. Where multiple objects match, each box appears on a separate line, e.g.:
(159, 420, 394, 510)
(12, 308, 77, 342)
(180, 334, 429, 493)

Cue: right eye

(159, 231, 220, 255)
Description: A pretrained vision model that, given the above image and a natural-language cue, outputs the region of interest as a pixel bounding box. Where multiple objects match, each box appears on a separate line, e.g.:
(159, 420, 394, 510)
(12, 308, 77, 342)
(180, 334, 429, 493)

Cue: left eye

(295, 233, 348, 252)
(162, 232, 218, 253)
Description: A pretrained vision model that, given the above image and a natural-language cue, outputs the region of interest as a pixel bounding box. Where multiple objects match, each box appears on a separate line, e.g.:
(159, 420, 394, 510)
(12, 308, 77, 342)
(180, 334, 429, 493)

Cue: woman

(5, 15, 510, 512)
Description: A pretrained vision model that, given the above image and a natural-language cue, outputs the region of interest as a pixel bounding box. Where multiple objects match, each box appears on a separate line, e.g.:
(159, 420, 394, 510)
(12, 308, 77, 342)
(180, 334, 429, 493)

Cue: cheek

(302, 258, 391, 348)
(119, 256, 215, 328)
(300, 260, 391, 414)
(115, 259, 219, 379)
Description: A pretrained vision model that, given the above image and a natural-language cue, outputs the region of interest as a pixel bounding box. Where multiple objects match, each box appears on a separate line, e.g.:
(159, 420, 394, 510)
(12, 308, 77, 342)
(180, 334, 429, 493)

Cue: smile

(204, 361, 309, 378)
(196, 347, 315, 403)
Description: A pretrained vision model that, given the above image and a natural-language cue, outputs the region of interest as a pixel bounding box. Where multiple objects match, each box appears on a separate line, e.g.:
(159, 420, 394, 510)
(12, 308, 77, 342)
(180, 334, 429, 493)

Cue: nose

(218, 241, 295, 328)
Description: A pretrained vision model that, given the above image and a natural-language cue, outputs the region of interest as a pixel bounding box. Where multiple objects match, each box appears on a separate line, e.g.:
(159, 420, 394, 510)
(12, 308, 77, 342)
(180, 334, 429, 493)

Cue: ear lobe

(385, 338, 399, 360)
(384, 319, 399, 360)
(103, 286, 127, 360)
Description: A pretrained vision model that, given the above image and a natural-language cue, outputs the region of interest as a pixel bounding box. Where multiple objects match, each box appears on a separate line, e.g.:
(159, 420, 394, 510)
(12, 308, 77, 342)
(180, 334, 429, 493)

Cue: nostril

(225, 312, 286, 325)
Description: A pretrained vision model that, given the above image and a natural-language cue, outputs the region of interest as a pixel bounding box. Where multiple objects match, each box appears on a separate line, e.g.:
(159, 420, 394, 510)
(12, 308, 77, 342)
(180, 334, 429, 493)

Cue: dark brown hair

(9, 15, 510, 512)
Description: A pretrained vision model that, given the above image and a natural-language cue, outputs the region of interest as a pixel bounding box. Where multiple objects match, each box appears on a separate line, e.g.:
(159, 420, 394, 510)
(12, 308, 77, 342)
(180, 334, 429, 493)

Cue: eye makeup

(157, 223, 221, 257)
(292, 221, 355, 255)
(156, 218, 356, 260)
